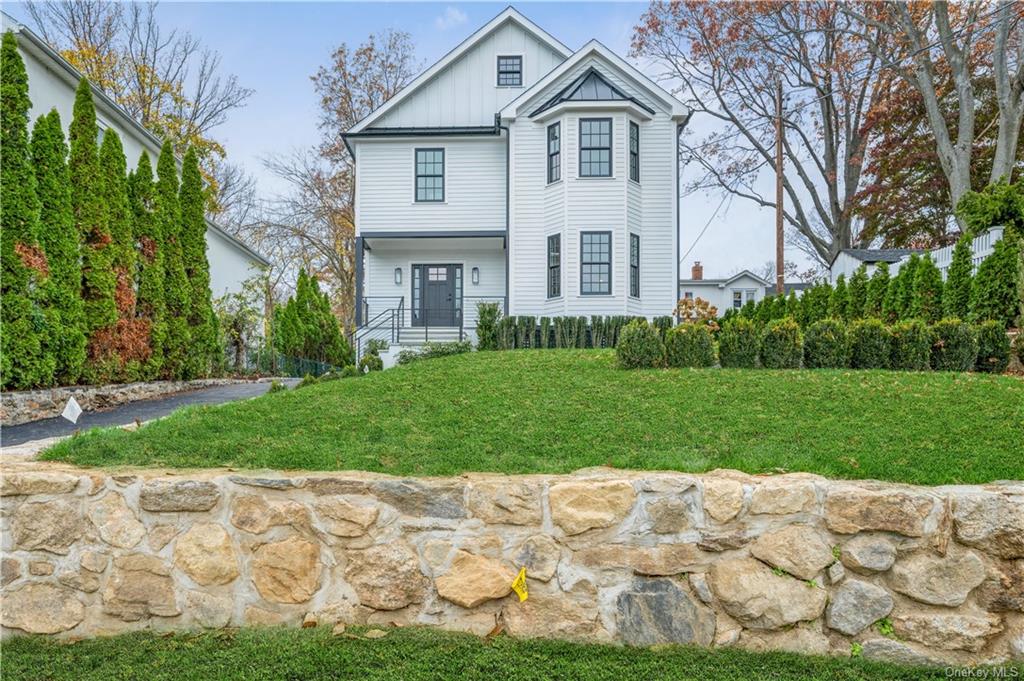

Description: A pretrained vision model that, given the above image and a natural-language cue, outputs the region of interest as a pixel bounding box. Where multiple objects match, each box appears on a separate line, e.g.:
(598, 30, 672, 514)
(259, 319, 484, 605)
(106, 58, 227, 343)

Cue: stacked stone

(0, 462, 1021, 667)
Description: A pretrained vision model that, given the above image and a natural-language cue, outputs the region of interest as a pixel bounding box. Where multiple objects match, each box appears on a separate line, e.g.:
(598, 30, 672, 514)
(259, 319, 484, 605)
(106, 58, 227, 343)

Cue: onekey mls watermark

(945, 667, 1021, 679)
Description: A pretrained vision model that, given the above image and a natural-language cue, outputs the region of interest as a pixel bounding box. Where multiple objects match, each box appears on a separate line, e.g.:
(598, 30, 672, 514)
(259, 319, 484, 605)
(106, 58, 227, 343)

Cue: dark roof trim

(530, 66, 656, 117)
(830, 247, 923, 266)
(360, 230, 506, 239)
(343, 126, 499, 139)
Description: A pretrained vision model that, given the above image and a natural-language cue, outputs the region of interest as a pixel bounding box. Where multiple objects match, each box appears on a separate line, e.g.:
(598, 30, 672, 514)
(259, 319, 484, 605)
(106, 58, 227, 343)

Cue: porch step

(393, 327, 464, 345)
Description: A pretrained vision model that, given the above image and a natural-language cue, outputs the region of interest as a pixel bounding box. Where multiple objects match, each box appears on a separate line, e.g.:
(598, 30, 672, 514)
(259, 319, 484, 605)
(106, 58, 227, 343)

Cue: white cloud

(434, 6, 468, 31)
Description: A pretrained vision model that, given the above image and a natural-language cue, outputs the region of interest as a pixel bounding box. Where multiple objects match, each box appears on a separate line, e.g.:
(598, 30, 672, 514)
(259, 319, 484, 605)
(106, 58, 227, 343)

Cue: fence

(892, 226, 1005, 280)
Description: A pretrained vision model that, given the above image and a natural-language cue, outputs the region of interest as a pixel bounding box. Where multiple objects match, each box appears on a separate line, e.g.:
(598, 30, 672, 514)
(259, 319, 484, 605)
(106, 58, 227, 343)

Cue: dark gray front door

(414, 264, 460, 326)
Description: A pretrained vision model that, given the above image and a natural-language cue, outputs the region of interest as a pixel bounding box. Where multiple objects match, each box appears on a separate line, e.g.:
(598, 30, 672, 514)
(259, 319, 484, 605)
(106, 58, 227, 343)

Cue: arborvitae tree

(755, 295, 774, 325)
(864, 262, 890, 318)
(944, 235, 973, 320)
(847, 265, 869, 319)
(802, 282, 831, 327)
(785, 290, 799, 318)
(970, 234, 1022, 328)
(911, 254, 943, 323)
(129, 152, 166, 379)
(32, 109, 86, 385)
(179, 147, 218, 377)
(273, 269, 352, 367)
(896, 254, 920, 319)
(828, 274, 849, 320)
(69, 77, 117, 381)
(1, 31, 53, 389)
(155, 140, 191, 379)
(882, 270, 901, 321)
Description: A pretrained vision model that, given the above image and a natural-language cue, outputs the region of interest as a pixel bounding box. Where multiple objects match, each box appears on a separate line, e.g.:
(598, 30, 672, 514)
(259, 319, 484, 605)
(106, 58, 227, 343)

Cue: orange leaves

(15, 242, 50, 277)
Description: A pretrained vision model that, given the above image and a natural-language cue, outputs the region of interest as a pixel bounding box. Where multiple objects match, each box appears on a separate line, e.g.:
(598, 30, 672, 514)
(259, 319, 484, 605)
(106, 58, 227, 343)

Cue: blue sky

(7, 1, 790, 277)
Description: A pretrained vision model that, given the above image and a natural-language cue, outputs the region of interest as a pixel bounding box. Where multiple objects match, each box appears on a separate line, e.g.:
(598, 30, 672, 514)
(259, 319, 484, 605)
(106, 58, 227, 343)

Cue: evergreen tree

(828, 274, 849, 320)
(803, 283, 831, 326)
(882, 270, 901, 321)
(864, 262, 889, 318)
(1, 31, 53, 389)
(944, 236, 973, 320)
(273, 269, 352, 367)
(179, 147, 219, 377)
(895, 254, 920, 319)
(129, 152, 166, 379)
(155, 140, 191, 379)
(785, 290, 799, 318)
(911, 254, 943, 323)
(32, 109, 86, 384)
(847, 265, 868, 319)
(69, 77, 118, 381)
(970, 235, 1022, 328)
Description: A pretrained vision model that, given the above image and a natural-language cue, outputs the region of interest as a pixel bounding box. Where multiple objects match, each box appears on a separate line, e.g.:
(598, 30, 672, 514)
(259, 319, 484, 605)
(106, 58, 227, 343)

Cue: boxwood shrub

(803, 319, 850, 369)
(974, 320, 1010, 373)
(890, 320, 932, 371)
(718, 318, 758, 368)
(616, 319, 665, 369)
(849, 319, 893, 369)
(759, 318, 803, 369)
(1014, 332, 1024, 365)
(664, 323, 716, 368)
(930, 319, 978, 372)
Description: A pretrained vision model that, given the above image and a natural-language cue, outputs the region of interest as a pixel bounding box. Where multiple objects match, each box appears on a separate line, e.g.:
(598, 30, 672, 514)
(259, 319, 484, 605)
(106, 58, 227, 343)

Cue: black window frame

(579, 118, 612, 178)
(580, 231, 612, 296)
(496, 55, 523, 87)
(547, 122, 561, 184)
(629, 121, 640, 183)
(547, 233, 561, 298)
(629, 233, 640, 297)
(414, 148, 445, 203)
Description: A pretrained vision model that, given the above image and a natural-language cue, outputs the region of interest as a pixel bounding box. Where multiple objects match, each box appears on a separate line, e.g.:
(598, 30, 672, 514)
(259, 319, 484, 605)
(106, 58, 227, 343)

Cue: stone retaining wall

(0, 379, 266, 426)
(1, 462, 1021, 667)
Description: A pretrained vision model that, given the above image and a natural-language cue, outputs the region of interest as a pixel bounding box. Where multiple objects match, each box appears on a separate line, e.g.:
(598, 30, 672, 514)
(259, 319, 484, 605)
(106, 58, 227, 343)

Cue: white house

(677, 262, 769, 315)
(345, 8, 690, 346)
(2, 13, 269, 300)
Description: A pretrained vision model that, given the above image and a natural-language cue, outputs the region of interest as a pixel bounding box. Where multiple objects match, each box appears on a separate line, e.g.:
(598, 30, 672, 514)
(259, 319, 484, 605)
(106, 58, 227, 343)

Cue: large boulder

(750, 525, 833, 580)
(1, 583, 84, 634)
(174, 523, 239, 586)
(839, 535, 897, 574)
(549, 480, 636, 535)
(102, 554, 179, 621)
(893, 613, 1003, 652)
(889, 549, 986, 607)
(435, 550, 515, 608)
(824, 487, 934, 537)
(313, 498, 379, 537)
(614, 578, 715, 646)
(467, 479, 542, 526)
(88, 492, 145, 549)
(825, 579, 894, 635)
(344, 542, 426, 610)
(251, 536, 322, 604)
(140, 480, 220, 512)
(951, 492, 1024, 560)
(12, 499, 85, 554)
(708, 557, 827, 630)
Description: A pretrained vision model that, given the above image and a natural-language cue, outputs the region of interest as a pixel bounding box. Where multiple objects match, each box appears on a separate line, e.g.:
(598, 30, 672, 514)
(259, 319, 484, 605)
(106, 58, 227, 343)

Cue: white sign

(61, 397, 83, 424)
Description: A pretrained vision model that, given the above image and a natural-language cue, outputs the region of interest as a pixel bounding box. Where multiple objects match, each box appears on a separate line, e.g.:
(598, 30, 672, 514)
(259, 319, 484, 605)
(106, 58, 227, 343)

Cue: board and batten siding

(355, 137, 506, 235)
(373, 21, 566, 128)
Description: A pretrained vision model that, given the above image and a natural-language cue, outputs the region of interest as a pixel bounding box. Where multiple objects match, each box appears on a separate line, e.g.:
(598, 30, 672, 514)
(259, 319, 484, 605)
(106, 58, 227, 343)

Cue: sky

(6, 1, 799, 279)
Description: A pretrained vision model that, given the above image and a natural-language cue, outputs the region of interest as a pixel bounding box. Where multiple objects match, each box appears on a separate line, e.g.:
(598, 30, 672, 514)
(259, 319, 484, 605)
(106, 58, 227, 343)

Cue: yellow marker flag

(510, 567, 528, 602)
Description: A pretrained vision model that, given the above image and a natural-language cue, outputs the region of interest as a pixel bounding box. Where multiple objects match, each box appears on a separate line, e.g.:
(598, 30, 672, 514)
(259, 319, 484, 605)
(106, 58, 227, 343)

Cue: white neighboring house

(3, 13, 269, 302)
(677, 262, 769, 316)
(345, 8, 690, 350)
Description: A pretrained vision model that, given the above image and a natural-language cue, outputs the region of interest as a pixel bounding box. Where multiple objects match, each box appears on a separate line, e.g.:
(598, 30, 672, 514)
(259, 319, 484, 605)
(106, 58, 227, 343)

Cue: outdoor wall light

(471, 267, 480, 285)
(394, 267, 402, 285)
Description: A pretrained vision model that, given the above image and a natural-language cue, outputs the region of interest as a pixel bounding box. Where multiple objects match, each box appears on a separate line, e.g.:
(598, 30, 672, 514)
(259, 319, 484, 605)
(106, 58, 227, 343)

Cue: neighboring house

(345, 7, 690, 346)
(2, 13, 269, 302)
(764, 282, 812, 298)
(677, 262, 769, 315)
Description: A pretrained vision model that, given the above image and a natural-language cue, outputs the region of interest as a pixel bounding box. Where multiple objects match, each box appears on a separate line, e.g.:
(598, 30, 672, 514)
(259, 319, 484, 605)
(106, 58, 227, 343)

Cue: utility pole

(774, 80, 785, 296)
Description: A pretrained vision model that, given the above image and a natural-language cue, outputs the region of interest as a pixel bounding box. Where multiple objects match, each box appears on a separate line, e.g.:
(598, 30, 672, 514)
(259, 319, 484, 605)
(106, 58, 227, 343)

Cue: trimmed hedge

(974, 321, 1010, 373)
(930, 319, 978, 372)
(1014, 332, 1024, 365)
(397, 341, 473, 366)
(759, 318, 803, 369)
(849, 319, 892, 370)
(616, 319, 664, 369)
(890, 320, 932, 371)
(718, 318, 758, 368)
(802, 319, 850, 369)
(664, 323, 716, 368)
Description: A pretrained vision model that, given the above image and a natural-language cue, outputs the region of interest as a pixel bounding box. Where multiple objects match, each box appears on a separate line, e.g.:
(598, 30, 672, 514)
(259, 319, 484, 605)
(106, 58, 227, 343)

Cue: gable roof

(679, 270, 770, 287)
(833, 248, 923, 266)
(348, 7, 571, 134)
(531, 66, 655, 117)
(500, 40, 689, 120)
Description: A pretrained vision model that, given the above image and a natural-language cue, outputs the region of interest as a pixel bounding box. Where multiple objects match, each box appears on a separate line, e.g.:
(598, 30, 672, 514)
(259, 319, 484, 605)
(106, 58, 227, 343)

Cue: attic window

(497, 55, 522, 87)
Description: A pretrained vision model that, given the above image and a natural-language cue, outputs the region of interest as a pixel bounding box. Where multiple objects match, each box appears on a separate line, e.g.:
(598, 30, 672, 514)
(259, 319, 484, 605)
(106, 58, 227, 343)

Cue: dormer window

(497, 55, 522, 87)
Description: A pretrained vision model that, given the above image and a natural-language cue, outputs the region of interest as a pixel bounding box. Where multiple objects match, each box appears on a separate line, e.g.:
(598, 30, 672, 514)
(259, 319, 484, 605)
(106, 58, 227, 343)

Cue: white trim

(495, 52, 525, 89)
(532, 99, 654, 124)
(348, 8, 571, 133)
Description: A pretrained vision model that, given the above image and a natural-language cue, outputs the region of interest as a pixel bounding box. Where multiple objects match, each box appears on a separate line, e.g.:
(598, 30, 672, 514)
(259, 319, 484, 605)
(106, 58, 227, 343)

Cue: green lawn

(43, 350, 1024, 485)
(1, 626, 959, 681)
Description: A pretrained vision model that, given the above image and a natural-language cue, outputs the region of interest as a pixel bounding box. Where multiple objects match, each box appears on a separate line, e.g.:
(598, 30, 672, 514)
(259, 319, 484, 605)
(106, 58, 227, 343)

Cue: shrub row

(476, 304, 673, 351)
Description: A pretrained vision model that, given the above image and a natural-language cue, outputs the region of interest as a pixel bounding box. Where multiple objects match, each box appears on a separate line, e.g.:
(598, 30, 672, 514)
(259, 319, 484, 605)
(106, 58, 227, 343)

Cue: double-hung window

(629, 233, 640, 297)
(547, 123, 561, 183)
(415, 148, 444, 202)
(580, 231, 611, 295)
(547, 234, 561, 298)
(497, 56, 522, 87)
(579, 118, 611, 177)
(629, 121, 640, 182)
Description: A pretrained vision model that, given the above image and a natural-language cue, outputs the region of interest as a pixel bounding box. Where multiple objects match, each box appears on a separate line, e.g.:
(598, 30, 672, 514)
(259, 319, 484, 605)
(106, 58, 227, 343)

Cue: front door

(413, 264, 461, 326)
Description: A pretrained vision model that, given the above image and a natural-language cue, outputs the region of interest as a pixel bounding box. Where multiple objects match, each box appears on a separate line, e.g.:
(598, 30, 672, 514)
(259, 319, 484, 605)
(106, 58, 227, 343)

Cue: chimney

(691, 261, 703, 280)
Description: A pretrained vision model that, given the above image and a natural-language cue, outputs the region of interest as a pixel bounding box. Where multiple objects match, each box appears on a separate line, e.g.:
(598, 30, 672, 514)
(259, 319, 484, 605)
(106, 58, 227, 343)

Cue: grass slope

(1, 626, 959, 681)
(43, 350, 1024, 485)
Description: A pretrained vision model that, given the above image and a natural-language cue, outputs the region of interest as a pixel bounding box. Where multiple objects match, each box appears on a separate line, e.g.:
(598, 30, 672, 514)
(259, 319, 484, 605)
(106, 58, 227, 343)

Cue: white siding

(206, 228, 265, 299)
(678, 274, 767, 316)
(355, 137, 505, 234)
(374, 20, 565, 128)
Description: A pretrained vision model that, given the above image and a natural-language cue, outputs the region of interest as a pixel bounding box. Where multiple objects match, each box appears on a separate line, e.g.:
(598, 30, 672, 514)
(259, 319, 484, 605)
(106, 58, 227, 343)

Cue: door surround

(411, 263, 462, 327)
